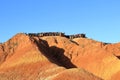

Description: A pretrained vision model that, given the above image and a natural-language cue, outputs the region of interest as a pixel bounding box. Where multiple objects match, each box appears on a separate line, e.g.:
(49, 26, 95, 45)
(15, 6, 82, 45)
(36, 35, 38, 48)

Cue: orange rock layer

(0, 33, 120, 80)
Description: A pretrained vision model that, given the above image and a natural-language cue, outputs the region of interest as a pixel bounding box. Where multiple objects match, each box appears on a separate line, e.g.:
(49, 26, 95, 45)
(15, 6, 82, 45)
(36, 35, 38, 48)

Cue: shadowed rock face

(32, 37, 77, 69)
(1, 33, 120, 80)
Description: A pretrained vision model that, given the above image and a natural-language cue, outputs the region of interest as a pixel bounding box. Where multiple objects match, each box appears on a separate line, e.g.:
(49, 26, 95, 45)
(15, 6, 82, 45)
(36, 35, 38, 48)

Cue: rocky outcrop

(1, 33, 120, 80)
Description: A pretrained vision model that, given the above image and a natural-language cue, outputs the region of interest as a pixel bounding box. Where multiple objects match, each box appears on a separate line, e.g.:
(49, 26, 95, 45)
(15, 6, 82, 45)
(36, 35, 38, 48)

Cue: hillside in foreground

(0, 33, 120, 80)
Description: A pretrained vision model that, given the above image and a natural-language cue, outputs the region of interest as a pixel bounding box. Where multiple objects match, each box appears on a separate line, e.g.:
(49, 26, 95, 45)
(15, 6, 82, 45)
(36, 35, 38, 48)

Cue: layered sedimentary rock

(0, 33, 120, 80)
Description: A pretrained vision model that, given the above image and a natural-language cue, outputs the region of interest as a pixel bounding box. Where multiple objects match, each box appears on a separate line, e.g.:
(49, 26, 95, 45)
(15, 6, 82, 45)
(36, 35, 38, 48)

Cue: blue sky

(0, 0, 120, 43)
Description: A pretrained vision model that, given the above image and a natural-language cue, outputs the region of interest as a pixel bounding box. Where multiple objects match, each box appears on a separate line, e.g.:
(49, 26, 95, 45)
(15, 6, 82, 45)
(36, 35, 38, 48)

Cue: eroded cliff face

(40, 36, 120, 80)
(0, 33, 120, 80)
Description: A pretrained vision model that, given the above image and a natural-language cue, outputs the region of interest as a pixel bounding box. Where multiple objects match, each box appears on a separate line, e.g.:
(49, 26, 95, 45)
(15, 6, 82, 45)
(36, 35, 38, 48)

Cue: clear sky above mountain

(0, 0, 120, 43)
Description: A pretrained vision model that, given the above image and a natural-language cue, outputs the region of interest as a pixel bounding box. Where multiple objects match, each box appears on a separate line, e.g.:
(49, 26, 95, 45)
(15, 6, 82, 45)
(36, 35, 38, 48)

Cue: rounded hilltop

(0, 32, 102, 80)
(1, 32, 120, 80)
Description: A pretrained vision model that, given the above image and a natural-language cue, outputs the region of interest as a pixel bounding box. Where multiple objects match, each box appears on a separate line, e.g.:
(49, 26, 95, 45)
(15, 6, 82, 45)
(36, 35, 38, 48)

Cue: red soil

(0, 33, 120, 80)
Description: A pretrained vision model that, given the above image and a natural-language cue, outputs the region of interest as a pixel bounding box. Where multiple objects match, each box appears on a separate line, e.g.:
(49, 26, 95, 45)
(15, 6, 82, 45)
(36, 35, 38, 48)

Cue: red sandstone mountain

(0, 33, 120, 80)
